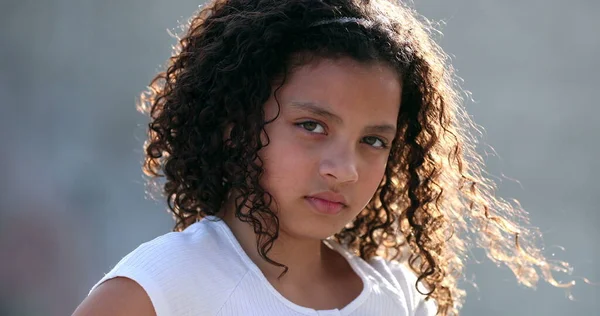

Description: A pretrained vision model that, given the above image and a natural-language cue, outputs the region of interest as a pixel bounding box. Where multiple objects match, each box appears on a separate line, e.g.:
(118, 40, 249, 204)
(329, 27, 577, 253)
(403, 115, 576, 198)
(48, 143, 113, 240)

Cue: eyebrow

(289, 101, 397, 135)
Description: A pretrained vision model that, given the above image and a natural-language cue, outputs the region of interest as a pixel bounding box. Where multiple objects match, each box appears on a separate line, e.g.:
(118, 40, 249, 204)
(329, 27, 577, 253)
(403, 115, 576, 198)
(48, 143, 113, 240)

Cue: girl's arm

(72, 277, 156, 316)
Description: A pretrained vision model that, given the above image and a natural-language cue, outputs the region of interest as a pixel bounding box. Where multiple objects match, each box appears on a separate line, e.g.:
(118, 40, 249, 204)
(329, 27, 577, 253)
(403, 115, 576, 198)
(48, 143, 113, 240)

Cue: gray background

(0, 0, 597, 315)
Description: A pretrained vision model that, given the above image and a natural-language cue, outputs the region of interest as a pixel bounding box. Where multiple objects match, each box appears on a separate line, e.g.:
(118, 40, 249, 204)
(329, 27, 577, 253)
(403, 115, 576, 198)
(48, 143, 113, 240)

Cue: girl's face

(260, 57, 401, 240)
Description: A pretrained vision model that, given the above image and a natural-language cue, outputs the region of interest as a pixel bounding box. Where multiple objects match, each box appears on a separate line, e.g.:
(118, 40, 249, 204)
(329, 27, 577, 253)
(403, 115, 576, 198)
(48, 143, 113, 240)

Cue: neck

(219, 197, 345, 286)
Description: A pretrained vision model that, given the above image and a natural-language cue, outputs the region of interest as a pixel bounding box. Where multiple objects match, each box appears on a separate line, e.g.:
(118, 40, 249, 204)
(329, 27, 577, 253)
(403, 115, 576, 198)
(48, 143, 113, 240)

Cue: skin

(72, 277, 156, 315)
(72, 57, 401, 314)
(222, 57, 402, 309)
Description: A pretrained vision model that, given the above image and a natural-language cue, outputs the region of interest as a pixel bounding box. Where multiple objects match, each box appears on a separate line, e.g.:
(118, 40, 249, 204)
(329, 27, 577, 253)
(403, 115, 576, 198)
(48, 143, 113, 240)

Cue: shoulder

(73, 277, 156, 316)
(85, 218, 249, 316)
(368, 257, 438, 316)
(326, 239, 439, 316)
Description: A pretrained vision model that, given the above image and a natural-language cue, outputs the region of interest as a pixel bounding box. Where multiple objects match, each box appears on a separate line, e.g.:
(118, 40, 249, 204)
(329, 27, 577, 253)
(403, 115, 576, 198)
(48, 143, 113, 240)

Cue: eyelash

(294, 120, 389, 149)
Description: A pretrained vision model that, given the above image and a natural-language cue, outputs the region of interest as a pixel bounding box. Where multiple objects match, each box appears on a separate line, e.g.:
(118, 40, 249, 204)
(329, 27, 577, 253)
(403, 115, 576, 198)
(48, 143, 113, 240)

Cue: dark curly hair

(138, 0, 574, 314)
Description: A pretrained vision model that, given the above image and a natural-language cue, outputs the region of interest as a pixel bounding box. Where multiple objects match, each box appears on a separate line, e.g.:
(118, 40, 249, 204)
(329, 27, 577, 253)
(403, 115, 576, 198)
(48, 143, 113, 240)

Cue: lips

(305, 191, 348, 215)
(306, 191, 348, 206)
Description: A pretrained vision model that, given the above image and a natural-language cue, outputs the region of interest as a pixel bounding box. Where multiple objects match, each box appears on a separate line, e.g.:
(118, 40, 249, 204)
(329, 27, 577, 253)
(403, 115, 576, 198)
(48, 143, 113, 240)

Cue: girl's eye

(296, 121, 326, 134)
(363, 136, 388, 149)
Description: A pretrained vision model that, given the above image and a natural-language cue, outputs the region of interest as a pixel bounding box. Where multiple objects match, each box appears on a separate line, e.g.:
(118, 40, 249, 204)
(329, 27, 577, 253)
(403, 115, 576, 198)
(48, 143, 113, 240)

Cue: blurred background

(0, 0, 598, 315)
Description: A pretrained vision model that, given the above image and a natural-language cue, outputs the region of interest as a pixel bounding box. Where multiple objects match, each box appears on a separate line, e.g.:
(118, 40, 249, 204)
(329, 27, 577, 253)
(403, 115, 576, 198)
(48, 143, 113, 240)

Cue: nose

(318, 144, 359, 185)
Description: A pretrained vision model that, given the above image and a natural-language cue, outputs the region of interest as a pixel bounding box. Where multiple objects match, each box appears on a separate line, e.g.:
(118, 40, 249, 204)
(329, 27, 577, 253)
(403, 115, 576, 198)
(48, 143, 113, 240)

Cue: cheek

(258, 129, 316, 190)
(357, 161, 388, 198)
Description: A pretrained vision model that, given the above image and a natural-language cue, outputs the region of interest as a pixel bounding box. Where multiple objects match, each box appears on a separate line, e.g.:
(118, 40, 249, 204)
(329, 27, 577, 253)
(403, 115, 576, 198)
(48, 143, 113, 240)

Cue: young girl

(73, 0, 572, 315)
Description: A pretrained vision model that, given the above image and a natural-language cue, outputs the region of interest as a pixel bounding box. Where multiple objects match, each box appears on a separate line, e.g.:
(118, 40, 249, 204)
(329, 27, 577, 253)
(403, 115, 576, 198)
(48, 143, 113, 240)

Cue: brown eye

(362, 136, 387, 148)
(296, 121, 326, 134)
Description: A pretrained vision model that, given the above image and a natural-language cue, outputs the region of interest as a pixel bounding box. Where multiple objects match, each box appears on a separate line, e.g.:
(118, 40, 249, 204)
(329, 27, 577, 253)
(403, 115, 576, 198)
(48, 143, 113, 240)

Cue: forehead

(274, 57, 402, 123)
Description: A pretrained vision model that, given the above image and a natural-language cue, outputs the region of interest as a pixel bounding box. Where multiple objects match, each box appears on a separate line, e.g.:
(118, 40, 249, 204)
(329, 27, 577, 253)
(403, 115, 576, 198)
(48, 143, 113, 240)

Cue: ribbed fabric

(90, 217, 436, 316)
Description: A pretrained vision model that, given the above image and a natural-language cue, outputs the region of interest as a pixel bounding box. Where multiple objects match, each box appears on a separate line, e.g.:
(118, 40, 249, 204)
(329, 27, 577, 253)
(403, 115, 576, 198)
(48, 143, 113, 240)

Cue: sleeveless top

(90, 216, 437, 316)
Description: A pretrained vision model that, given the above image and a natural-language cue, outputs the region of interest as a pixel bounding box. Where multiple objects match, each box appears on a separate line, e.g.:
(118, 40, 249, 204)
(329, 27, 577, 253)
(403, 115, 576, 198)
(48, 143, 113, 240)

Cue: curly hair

(138, 0, 574, 314)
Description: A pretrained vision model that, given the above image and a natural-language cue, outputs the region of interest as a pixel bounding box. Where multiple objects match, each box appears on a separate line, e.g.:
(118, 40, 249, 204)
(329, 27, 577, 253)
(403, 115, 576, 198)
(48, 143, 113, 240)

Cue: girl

(74, 0, 572, 315)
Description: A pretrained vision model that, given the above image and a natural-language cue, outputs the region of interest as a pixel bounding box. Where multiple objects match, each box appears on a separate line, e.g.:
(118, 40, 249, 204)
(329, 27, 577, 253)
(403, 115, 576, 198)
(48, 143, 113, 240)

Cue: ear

(223, 122, 234, 143)
(221, 122, 235, 183)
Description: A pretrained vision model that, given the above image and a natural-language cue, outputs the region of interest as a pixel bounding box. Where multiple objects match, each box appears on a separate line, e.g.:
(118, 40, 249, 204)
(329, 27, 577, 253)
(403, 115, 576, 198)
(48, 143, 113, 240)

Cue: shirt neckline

(204, 216, 372, 315)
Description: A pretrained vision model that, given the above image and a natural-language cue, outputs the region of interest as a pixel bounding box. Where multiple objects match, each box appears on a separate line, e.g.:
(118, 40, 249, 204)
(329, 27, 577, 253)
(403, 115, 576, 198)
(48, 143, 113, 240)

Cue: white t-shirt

(90, 216, 437, 316)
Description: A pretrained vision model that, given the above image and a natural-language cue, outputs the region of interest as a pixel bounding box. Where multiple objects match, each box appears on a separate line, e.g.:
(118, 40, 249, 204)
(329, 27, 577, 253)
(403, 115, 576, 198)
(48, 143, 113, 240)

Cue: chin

(277, 211, 349, 241)
(284, 227, 338, 241)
